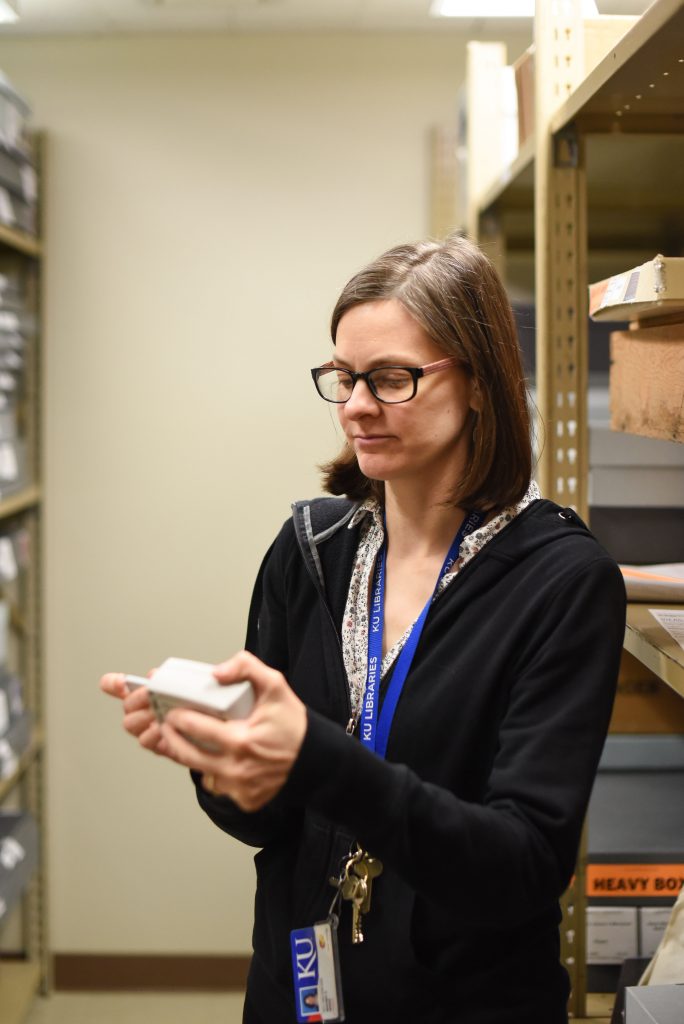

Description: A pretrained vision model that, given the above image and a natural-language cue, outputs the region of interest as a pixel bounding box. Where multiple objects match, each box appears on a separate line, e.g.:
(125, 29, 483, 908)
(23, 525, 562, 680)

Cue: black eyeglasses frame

(310, 356, 461, 405)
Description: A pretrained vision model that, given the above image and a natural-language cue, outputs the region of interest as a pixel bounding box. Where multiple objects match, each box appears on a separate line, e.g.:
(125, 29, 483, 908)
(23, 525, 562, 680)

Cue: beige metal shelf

(0, 224, 40, 260)
(0, 487, 41, 523)
(624, 603, 684, 699)
(474, 132, 684, 256)
(0, 128, 45, 1021)
(464, 3, 684, 1016)
(0, 727, 44, 803)
(551, 0, 684, 135)
(0, 961, 41, 1024)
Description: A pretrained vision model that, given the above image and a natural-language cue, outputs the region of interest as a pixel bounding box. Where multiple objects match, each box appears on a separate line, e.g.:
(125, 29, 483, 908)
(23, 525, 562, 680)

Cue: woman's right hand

(100, 672, 164, 753)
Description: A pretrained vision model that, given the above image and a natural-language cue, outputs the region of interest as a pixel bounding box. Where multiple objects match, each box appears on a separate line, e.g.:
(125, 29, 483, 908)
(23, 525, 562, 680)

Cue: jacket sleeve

(284, 554, 626, 926)
(191, 522, 301, 849)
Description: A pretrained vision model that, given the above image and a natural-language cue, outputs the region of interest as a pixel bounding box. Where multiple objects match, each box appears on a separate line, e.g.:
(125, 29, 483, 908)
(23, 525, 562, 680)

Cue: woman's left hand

(159, 650, 307, 812)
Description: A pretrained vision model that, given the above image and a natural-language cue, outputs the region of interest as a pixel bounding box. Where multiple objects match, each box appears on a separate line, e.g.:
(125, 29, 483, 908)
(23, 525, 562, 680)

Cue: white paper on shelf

(649, 609, 684, 652)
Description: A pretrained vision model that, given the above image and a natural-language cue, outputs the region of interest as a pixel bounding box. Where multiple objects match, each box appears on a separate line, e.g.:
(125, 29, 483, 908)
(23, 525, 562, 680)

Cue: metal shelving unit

(465, 1, 684, 1015)
(0, 129, 45, 1022)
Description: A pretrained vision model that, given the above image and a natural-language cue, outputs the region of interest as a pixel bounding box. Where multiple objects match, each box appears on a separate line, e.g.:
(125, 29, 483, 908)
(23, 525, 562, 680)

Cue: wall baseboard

(53, 954, 251, 991)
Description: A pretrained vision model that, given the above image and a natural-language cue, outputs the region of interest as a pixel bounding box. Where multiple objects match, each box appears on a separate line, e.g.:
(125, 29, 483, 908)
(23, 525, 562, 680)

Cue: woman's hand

(159, 650, 307, 812)
(100, 672, 164, 753)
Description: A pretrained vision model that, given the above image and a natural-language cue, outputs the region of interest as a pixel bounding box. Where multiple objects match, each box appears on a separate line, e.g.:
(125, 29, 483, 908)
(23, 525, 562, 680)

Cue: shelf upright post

(534, 2, 590, 1017)
(534, 0, 590, 524)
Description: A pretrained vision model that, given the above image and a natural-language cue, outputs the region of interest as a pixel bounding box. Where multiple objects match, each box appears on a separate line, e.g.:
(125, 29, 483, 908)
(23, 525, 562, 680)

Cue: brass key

(355, 853, 383, 915)
(349, 875, 368, 944)
(329, 846, 382, 944)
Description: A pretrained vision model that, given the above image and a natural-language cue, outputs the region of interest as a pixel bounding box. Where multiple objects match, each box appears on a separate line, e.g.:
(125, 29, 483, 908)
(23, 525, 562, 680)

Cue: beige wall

(0, 29, 528, 955)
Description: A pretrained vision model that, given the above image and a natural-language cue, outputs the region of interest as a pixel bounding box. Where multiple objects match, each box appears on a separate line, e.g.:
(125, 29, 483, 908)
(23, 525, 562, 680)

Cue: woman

(102, 235, 626, 1024)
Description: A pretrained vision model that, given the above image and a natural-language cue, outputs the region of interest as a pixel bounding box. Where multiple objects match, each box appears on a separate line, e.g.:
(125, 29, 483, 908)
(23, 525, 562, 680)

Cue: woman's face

(334, 298, 479, 495)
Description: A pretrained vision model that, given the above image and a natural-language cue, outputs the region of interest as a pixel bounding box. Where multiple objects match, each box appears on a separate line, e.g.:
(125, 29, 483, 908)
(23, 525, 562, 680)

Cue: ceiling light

(431, 0, 598, 16)
(0, 0, 19, 24)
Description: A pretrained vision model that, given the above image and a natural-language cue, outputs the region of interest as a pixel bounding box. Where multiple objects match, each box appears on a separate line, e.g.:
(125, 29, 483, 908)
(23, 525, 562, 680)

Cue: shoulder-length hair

(320, 234, 532, 513)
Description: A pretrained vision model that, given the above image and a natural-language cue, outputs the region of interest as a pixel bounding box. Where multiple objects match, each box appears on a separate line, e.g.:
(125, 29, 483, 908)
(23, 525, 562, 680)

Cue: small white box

(587, 906, 638, 965)
(639, 906, 673, 960)
(146, 657, 254, 723)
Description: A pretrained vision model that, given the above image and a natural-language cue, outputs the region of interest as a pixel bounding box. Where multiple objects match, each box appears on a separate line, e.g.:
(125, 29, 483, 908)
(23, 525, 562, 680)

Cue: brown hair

(320, 234, 532, 512)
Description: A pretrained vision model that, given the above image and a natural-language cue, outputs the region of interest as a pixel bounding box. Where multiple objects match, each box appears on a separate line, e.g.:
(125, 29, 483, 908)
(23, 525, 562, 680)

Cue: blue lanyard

(360, 510, 485, 758)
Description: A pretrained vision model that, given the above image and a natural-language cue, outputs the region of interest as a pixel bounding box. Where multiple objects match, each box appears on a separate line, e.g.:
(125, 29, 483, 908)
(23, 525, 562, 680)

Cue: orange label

(587, 863, 684, 898)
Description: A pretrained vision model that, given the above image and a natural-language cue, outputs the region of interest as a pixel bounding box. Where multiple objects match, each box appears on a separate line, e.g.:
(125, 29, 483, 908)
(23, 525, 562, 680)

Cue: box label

(587, 864, 684, 898)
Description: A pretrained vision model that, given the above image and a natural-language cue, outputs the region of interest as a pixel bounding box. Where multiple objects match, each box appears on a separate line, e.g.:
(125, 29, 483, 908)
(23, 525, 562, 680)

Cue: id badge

(290, 916, 345, 1022)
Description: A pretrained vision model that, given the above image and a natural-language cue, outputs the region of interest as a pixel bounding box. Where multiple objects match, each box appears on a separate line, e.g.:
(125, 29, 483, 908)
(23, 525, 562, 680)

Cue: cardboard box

(587, 864, 684, 902)
(610, 323, 684, 444)
(510, 18, 636, 153)
(590, 256, 684, 322)
(609, 651, 684, 733)
(589, 415, 684, 508)
(513, 46, 534, 148)
(639, 906, 672, 959)
(587, 906, 638, 964)
(590, 466, 684, 507)
(588, 738, 684, 916)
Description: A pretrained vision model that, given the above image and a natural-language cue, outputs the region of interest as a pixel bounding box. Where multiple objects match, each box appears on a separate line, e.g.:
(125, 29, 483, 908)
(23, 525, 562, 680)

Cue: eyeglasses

(311, 356, 461, 405)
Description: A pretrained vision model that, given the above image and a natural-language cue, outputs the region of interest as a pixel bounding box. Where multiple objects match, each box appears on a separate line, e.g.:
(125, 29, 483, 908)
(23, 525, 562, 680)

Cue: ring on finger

(203, 772, 217, 794)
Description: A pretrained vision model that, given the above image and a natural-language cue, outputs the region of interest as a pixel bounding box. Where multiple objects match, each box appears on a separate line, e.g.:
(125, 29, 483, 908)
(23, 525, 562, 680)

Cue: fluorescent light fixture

(0, 0, 19, 24)
(431, 0, 533, 14)
(431, 0, 598, 16)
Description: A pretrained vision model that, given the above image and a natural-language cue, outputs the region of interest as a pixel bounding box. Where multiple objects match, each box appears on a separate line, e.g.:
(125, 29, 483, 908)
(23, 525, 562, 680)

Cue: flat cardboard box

(590, 256, 684, 322)
(511, 18, 636, 152)
(590, 424, 684, 469)
(588, 742, 684, 903)
(590, 466, 684, 507)
(589, 508, 684, 569)
(609, 665, 684, 733)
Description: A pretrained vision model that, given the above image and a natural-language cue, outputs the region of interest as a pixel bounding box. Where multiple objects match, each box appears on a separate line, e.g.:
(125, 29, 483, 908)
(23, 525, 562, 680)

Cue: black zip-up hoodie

(192, 496, 626, 1024)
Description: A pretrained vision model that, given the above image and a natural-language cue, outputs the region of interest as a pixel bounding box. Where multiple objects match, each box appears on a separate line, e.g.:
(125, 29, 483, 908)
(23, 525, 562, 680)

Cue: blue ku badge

(290, 918, 345, 1022)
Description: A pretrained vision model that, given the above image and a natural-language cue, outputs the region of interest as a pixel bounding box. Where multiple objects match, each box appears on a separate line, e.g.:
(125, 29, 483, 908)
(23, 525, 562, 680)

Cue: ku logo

(293, 934, 317, 980)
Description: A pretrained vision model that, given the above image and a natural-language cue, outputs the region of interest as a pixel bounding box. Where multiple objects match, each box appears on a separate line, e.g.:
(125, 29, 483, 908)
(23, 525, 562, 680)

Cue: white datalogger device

(125, 657, 255, 725)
